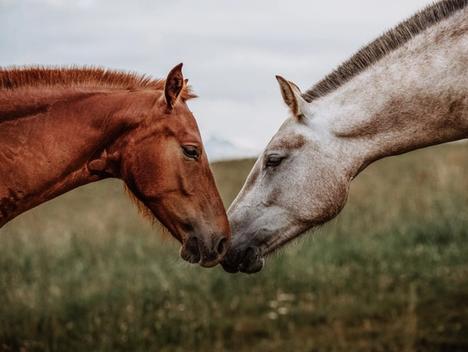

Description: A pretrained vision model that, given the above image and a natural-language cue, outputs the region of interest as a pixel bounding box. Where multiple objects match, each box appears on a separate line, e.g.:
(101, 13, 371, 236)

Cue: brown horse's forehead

(166, 103, 202, 143)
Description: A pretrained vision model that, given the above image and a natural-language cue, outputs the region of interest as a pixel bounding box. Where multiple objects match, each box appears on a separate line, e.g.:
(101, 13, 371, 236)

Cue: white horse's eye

(265, 154, 285, 167)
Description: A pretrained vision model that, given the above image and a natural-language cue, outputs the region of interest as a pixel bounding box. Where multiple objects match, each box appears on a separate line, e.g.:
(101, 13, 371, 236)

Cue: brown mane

(0, 66, 197, 100)
(303, 0, 467, 102)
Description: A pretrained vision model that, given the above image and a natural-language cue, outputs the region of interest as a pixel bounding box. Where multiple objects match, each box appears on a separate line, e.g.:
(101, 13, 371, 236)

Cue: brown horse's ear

(164, 63, 184, 111)
(276, 75, 308, 120)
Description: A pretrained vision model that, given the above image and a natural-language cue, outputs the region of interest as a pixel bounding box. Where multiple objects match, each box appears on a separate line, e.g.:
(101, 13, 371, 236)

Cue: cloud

(0, 0, 434, 152)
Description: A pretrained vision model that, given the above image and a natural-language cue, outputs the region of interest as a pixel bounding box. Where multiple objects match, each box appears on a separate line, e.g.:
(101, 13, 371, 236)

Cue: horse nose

(198, 235, 229, 267)
(221, 245, 264, 274)
(221, 246, 249, 273)
(179, 234, 229, 267)
(215, 237, 228, 257)
(180, 235, 201, 264)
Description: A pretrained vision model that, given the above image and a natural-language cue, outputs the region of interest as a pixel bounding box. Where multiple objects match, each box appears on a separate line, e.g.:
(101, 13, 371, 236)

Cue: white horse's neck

(310, 7, 467, 178)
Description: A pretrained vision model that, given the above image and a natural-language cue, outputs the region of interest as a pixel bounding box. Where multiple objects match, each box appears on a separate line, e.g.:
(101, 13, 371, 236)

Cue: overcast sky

(0, 0, 433, 151)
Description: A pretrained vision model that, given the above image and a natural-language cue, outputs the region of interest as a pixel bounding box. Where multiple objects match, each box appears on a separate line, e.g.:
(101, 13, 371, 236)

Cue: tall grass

(1, 143, 467, 351)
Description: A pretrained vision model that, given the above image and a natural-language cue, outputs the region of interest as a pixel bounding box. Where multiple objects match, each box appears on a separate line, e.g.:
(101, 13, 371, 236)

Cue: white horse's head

(222, 77, 356, 273)
(222, 0, 468, 273)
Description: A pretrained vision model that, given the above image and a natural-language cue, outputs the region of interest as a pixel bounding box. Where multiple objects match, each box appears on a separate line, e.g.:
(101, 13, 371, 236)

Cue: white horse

(222, 0, 468, 273)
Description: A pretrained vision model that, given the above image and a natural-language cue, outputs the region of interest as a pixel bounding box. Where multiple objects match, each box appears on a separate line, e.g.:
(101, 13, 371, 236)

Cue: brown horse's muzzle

(179, 234, 229, 267)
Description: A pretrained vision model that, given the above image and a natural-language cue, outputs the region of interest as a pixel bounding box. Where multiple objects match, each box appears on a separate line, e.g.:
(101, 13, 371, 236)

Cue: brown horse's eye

(182, 145, 200, 160)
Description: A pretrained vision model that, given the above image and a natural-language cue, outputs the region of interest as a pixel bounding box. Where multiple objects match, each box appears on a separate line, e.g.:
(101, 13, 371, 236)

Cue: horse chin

(199, 259, 220, 268)
(179, 235, 202, 264)
(239, 256, 265, 274)
(179, 245, 200, 264)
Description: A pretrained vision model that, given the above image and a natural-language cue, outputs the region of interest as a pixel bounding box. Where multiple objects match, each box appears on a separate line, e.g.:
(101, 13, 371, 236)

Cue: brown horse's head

(115, 64, 229, 267)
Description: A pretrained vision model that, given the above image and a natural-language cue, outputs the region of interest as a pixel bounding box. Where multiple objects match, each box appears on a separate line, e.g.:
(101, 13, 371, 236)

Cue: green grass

(1, 143, 468, 351)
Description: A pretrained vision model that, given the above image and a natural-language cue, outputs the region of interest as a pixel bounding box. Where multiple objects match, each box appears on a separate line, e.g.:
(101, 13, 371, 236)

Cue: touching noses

(180, 234, 229, 267)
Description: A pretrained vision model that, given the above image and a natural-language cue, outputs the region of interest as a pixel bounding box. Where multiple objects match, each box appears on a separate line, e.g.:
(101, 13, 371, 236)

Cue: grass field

(1, 143, 468, 351)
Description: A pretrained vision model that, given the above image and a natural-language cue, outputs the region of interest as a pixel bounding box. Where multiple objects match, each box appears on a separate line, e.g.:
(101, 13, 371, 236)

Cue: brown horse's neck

(0, 87, 154, 227)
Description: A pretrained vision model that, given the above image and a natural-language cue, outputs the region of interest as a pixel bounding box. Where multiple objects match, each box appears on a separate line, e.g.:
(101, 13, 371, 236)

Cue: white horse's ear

(276, 75, 308, 120)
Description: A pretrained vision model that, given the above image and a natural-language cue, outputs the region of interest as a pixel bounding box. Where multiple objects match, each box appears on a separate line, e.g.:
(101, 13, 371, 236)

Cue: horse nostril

(186, 235, 201, 262)
(215, 237, 228, 256)
(245, 246, 256, 259)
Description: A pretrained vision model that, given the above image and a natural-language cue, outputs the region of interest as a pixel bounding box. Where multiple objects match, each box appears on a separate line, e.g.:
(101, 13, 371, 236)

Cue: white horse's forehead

(267, 118, 309, 149)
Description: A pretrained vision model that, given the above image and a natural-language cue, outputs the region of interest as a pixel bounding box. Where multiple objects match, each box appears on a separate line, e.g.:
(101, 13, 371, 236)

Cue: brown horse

(0, 63, 229, 267)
